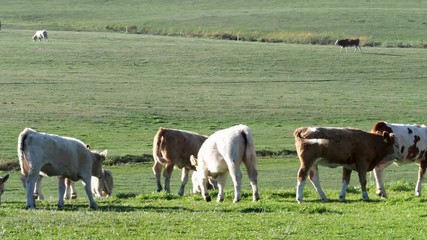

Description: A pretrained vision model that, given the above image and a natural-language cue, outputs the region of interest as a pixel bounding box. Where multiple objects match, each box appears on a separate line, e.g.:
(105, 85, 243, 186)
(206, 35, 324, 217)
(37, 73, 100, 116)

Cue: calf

(92, 169, 114, 197)
(32, 30, 48, 41)
(191, 171, 218, 194)
(191, 124, 259, 203)
(294, 127, 395, 203)
(335, 39, 361, 53)
(152, 127, 207, 196)
(371, 121, 427, 197)
(0, 173, 10, 204)
(18, 128, 107, 209)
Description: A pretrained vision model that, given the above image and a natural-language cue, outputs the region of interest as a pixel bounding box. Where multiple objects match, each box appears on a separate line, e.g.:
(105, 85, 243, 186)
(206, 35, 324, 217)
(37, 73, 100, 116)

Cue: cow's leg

(163, 164, 174, 193)
(357, 170, 369, 201)
(296, 165, 309, 203)
(57, 176, 66, 209)
(25, 170, 39, 209)
(216, 173, 228, 202)
(70, 180, 77, 199)
(64, 179, 77, 200)
(340, 168, 352, 202)
(178, 167, 190, 196)
(415, 161, 427, 197)
(340, 46, 344, 52)
(228, 163, 242, 203)
(80, 173, 98, 210)
(243, 158, 260, 202)
(152, 161, 163, 192)
(345, 47, 348, 52)
(34, 175, 44, 200)
(373, 162, 392, 198)
(308, 165, 328, 202)
(197, 168, 211, 202)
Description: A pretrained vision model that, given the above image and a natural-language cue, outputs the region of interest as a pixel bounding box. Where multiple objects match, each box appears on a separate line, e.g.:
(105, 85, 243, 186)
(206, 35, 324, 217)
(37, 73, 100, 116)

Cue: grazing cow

(92, 169, 114, 197)
(371, 121, 427, 197)
(294, 127, 396, 203)
(18, 128, 107, 209)
(32, 30, 48, 41)
(190, 124, 260, 203)
(191, 171, 218, 194)
(152, 127, 207, 196)
(335, 39, 361, 53)
(0, 173, 10, 204)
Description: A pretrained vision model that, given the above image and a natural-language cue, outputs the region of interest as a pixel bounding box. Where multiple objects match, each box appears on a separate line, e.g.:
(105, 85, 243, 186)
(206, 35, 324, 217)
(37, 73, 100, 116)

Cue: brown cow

(152, 127, 207, 196)
(0, 173, 10, 204)
(294, 127, 396, 203)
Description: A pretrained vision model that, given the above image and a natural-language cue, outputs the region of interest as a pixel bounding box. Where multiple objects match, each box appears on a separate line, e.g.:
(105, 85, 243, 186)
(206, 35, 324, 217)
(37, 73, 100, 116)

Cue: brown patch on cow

(371, 121, 393, 134)
(407, 135, 421, 159)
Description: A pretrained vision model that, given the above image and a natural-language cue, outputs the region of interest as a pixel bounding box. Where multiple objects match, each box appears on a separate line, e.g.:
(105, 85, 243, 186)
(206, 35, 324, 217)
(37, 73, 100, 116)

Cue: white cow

(191, 171, 218, 194)
(91, 169, 114, 197)
(0, 173, 10, 204)
(32, 30, 48, 41)
(18, 128, 107, 209)
(191, 124, 260, 203)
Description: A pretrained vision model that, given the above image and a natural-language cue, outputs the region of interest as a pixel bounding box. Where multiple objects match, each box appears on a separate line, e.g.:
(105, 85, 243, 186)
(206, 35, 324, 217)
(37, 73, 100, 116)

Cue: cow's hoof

(205, 196, 211, 202)
(71, 194, 77, 199)
(339, 197, 346, 202)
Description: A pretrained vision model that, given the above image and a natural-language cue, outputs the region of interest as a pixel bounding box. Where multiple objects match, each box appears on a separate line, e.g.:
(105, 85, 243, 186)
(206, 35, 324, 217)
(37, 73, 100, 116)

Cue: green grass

(1, 159, 425, 239)
(1, 0, 426, 46)
(1, 29, 426, 162)
(1, 1, 427, 238)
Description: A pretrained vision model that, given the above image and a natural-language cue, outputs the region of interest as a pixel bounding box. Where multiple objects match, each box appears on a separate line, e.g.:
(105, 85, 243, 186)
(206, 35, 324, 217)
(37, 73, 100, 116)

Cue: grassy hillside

(1, 0, 426, 47)
(1, 29, 426, 163)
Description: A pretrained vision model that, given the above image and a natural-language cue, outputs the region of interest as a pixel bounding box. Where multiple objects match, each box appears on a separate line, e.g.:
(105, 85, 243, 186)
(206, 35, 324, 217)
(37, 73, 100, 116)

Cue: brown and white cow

(335, 39, 362, 53)
(152, 127, 207, 196)
(294, 127, 396, 203)
(92, 169, 114, 197)
(371, 121, 427, 197)
(190, 124, 259, 203)
(0, 173, 10, 204)
(18, 128, 107, 209)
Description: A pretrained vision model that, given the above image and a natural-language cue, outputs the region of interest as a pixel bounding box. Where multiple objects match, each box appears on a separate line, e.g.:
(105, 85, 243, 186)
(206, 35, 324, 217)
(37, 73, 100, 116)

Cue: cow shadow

(362, 52, 403, 57)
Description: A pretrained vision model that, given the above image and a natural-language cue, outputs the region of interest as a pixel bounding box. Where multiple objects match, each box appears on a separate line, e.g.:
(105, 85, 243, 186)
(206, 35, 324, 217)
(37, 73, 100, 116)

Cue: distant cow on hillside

(335, 39, 361, 53)
(32, 30, 48, 41)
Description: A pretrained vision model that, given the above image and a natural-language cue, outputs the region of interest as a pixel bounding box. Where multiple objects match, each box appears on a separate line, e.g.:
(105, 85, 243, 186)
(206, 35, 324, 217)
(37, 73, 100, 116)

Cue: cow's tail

(293, 127, 306, 142)
(152, 127, 168, 164)
(17, 128, 34, 176)
(240, 126, 256, 163)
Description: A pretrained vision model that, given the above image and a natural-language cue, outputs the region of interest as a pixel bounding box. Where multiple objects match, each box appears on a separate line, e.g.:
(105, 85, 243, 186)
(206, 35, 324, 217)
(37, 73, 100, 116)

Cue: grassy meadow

(1, 0, 427, 239)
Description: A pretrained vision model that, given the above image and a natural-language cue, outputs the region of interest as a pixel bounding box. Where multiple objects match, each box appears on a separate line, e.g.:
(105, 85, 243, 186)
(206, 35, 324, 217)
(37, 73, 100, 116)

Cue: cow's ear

(1, 173, 9, 183)
(99, 150, 108, 157)
(190, 155, 198, 167)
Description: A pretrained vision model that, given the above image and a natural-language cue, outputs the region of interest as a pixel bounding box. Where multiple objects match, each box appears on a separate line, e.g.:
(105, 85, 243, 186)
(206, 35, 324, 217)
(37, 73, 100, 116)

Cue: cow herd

(0, 120, 425, 210)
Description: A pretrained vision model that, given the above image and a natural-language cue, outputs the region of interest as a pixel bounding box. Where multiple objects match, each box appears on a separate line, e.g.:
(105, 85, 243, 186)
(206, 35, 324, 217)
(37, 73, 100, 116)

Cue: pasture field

(0, 0, 427, 238)
(1, 0, 426, 47)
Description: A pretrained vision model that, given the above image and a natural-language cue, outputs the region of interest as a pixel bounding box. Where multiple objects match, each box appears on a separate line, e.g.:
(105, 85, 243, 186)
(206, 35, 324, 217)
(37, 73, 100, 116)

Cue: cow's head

(381, 132, 399, 161)
(91, 150, 107, 179)
(0, 173, 10, 204)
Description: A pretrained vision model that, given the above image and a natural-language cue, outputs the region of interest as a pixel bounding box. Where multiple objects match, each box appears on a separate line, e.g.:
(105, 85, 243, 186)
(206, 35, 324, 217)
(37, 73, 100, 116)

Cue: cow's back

(19, 128, 92, 179)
